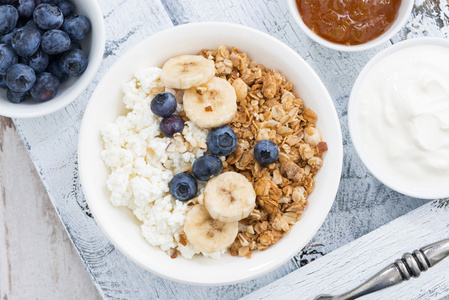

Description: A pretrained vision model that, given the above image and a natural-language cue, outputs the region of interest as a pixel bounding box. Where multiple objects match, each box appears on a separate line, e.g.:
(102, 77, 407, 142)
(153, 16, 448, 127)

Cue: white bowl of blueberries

(0, 0, 105, 118)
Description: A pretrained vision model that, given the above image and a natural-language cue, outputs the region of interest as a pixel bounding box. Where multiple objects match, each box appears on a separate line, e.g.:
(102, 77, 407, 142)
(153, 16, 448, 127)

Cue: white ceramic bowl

(348, 37, 449, 199)
(0, 0, 105, 118)
(287, 0, 414, 52)
(78, 22, 343, 285)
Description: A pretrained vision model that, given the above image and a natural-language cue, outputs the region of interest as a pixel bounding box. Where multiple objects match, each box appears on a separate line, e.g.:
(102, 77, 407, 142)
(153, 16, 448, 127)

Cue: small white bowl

(0, 0, 105, 118)
(348, 37, 449, 199)
(78, 22, 343, 285)
(287, 0, 414, 52)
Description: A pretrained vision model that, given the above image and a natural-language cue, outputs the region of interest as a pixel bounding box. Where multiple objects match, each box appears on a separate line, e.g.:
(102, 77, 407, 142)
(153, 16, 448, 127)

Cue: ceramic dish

(78, 22, 343, 285)
(287, 0, 414, 52)
(0, 0, 105, 118)
(349, 37, 449, 199)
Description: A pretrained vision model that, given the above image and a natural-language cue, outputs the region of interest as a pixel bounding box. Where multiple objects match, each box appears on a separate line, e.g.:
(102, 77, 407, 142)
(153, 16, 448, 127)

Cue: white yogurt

(355, 45, 449, 192)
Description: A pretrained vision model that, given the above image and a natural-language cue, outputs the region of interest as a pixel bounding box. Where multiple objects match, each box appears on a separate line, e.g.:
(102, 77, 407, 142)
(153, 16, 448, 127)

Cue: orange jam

(296, 0, 402, 46)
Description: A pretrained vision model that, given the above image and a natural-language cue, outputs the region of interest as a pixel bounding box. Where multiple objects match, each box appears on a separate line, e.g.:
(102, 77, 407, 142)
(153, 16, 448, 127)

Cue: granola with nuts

(196, 45, 328, 258)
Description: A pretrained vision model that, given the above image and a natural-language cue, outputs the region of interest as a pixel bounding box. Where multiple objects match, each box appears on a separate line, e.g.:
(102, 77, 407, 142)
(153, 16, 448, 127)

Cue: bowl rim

(0, 0, 105, 118)
(78, 21, 343, 285)
(287, 0, 414, 52)
(348, 37, 449, 199)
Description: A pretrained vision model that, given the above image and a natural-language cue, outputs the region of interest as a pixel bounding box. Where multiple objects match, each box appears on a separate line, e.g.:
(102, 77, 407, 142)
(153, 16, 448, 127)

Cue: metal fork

(314, 238, 449, 300)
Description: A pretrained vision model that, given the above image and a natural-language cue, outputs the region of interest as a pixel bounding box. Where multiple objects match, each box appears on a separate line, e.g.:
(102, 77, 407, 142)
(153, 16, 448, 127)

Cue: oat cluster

(181, 46, 328, 258)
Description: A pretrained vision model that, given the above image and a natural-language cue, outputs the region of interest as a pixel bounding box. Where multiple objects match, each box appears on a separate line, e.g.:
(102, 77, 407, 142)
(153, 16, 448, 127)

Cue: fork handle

(315, 238, 449, 300)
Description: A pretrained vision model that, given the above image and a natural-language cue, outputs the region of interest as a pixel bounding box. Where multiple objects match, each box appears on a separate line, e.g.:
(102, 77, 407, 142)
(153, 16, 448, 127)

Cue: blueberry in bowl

(192, 154, 223, 181)
(253, 140, 279, 166)
(170, 173, 198, 202)
(0, 0, 105, 118)
(207, 125, 238, 156)
(5, 63, 36, 92)
(150, 92, 177, 117)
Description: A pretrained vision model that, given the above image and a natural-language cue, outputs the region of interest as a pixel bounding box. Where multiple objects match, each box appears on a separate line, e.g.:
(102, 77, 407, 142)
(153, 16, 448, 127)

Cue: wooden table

(1, 0, 448, 299)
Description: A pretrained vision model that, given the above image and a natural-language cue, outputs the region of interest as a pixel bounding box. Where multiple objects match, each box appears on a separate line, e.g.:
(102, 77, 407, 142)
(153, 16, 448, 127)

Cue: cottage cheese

(101, 67, 222, 259)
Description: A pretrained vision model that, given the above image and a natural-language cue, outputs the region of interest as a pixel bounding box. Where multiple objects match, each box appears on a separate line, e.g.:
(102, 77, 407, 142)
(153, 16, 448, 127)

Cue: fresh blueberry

(7, 89, 29, 103)
(0, 74, 7, 89)
(59, 48, 87, 76)
(11, 27, 41, 57)
(159, 114, 184, 138)
(207, 125, 238, 156)
(21, 49, 49, 72)
(17, 0, 35, 19)
(41, 29, 70, 54)
(61, 14, 91, 40)
(150, 92, 177, 117)
(5, 63, 36, 92)
(56, 0, 74, 16)
(30, 71, 59, 101)
(253, 140, 279, 166)
(46, 59, 67, 83)
(169, 173, 197, 201)
(192, 154, 223, 181)
(0, 44, 18, 75)
(0, 27, 18, 45)
(33, 4, 63, 30)
(0, 5, 19, 35)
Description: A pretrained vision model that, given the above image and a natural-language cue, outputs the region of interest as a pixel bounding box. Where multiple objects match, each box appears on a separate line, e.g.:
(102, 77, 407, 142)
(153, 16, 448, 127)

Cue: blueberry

(41, 29, 70, 54)
(7, 89, 29, 103)
(150, 92, 177, 117)
(17, 0, 35, 19)
(46, 59, 67, 83)
(169, 173, 197, 201)
(0, 27, 18, 45)
(5, 63, 35, 92)
(59, 48, 87, 76)
(159, 114, 184, 138)
(192, 154, 223, 181)
(0, 74, 7, 89)
(33, 4, 63, 30)
(11, 27, 41, 57)
(0, 5, 19, 35)
(56, 0, 74, 16)
(61, 14, 91, 40)
(30, 71, 59, 101)
(253, 140, 279, 166)
(0, 44, 18, 75)
(21, 49, 49, 72)
(207, 125, 238, 156)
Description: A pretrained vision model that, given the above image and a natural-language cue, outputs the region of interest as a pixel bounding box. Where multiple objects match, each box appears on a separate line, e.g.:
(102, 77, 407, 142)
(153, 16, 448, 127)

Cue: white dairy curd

(101, 67, 223, 259)
(355, 45, 449, 192)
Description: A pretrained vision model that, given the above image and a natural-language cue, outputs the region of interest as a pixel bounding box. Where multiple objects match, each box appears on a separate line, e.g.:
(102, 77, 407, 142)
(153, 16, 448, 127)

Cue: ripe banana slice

(204, 172, 256, 222)
(184, 204, 238, 254)
(161, 55, 216, 89)
(183, 77, 237, 128)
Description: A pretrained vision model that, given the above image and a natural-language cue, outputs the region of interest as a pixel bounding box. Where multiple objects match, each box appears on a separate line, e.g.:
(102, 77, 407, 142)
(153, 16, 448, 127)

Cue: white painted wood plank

(243, 199, 449, 300)
(0, 117, 101, 300)
(6, 0, 449, 299)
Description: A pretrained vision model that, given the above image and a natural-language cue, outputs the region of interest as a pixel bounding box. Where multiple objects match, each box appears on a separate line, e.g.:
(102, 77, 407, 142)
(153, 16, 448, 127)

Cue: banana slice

(161, 55, 216, 89)
(183, 77, 237, 128)
(204, 172, 256, 222)
(184, 204, 238, 254)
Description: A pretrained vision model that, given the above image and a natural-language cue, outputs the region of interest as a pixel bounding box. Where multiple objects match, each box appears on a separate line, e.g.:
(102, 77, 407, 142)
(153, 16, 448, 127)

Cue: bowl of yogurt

(349, 37, 449, 199)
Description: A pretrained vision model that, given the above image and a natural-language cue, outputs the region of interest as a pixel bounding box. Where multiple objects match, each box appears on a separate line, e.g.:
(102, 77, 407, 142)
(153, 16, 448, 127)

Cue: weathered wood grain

(0, 117, 101, 300)
(243, 199, 449, 300)
(6, 0, 449, 299)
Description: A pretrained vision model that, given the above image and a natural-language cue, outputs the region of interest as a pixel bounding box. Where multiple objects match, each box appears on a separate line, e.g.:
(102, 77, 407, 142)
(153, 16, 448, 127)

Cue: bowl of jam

(288, 0, 414, 51)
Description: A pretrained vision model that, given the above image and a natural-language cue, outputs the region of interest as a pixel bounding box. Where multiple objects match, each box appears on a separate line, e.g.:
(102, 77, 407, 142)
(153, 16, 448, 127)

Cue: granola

(195, 46, 328, 257)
